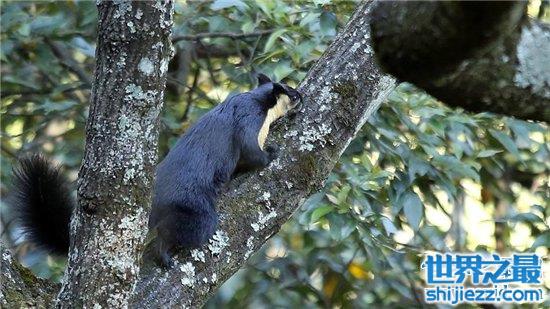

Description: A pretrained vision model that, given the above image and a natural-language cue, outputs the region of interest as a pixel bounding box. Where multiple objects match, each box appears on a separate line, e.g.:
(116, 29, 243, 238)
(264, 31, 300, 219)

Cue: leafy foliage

(1, 0, 548, 307)
(207, 84, 549, 308)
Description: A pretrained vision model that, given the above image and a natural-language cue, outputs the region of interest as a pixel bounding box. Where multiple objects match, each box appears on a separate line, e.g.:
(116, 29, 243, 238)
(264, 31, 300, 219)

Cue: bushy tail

(9, 154, 74, 255)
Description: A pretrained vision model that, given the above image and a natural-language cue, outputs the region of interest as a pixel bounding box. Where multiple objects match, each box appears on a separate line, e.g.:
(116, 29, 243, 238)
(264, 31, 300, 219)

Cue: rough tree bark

(130, 1, 395, 307)
(54, 1, 174, 307)
(370, 1, 550, 122)
(0, 248, 59, 307)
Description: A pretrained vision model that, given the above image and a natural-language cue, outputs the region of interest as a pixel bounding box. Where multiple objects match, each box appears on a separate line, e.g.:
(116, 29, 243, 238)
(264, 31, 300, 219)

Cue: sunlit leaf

(477, 149, 503, 158)
(299, 12, 321, 27)
(211, 0, 248, 11)
(381, 217, 398, 236)
(263, 29, 287, 53)
(348, 262, 370, 279)
(310, 205, 333, 223)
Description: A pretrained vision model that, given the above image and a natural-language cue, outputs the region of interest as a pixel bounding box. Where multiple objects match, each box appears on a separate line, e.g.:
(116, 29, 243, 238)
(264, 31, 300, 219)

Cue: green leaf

(208, 16, 230, 33)
(432, 155, 479, 181)
(319, 11, 337, 36)
(408, 156, 431, 180)
(298, 193, 325, 225)
(508, 119, 532, 149)
(477, 149, 503, 158)
(38, 100, 78, 114)
(326, 194, 338, 205)
(328, 214, 355, 240)
(336, 185, 351, 204)
(273, 62, 294, 80)
(1, 6, 29, 31)
(509, 213, 544, 224)
(30, 14, 67, 35)
(531, 205, 545, 216)
(299, 12, 320, 27)
(211, 0, 248, 11)
(256, 49, 286, 63)
(402, 192, 423, 230)
(2, 76, 40, 89)
(70, 37, 95, 57)
(311, 205, 333, 223)
(263, 29, 287, 53)
(489, 129, 520, 158)
(17, 23, 30, 36)
(256, 0, 274, 18)
(381, 217, 398, 236)
(52, 82, 85, 94)
(532, 232, 550, 248)
(241, 21, 255, 34)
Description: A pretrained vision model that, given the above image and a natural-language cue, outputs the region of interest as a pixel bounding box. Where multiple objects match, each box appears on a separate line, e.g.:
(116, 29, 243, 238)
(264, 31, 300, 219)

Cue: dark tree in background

(1, 0, 548, 307)
(370, 1, 550, 122)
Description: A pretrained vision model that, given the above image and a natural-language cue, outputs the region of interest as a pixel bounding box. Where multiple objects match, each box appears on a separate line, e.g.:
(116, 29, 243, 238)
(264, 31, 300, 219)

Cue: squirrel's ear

(257, 73, 272, 85)
(272, 83, 286, 95)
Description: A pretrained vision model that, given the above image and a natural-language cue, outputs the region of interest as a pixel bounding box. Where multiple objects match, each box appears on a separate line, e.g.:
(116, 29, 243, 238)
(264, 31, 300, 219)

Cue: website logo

(422, 253, 546, 305)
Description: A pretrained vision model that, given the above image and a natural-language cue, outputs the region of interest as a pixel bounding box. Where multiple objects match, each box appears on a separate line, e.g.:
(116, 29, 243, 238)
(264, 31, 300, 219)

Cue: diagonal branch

(131, 1, 396, 307)
(0, 246, 59, 307)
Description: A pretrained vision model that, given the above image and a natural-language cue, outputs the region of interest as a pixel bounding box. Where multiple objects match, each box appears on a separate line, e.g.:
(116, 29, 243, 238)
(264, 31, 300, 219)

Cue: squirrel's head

(253, 73, 303, 150)
(255, 73, 302, 115)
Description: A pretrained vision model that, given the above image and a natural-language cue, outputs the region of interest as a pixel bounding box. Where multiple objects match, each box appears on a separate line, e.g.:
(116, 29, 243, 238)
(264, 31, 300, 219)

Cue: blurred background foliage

(1, 0, 548, 307)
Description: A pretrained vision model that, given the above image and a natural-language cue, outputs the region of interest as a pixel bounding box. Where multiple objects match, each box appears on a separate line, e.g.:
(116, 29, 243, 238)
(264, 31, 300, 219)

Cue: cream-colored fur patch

(258, 94, 294, 150)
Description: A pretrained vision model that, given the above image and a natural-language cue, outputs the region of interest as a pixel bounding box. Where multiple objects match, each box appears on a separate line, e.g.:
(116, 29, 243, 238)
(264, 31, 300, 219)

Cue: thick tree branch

(370, 1, 550, 122)
(130, 1, 395, 307)
(0, 246, 58, 307)
(55, 1, 174, 307)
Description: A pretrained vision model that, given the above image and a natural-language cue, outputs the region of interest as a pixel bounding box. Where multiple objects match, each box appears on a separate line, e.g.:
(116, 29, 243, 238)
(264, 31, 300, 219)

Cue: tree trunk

(130, 1, 395, 307)
(55, 1, 174, 307)
(370, 1, 550, 122)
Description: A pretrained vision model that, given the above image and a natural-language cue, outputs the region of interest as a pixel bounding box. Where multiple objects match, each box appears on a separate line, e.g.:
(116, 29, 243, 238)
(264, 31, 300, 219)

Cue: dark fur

(9, 154, 74, 255)
(7, 75, 300, 267)
(149, 76, 299, 266)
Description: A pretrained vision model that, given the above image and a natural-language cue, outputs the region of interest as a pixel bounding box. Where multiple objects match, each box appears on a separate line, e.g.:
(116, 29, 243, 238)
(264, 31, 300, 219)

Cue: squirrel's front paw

(160, 252, 174, 269)
(265, 145, 279, 161)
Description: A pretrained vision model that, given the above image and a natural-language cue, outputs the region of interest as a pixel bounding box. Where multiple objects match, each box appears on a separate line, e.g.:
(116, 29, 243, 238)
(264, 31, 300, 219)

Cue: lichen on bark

(0, 247, 59, 308)
(55, 1, 175, 308)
